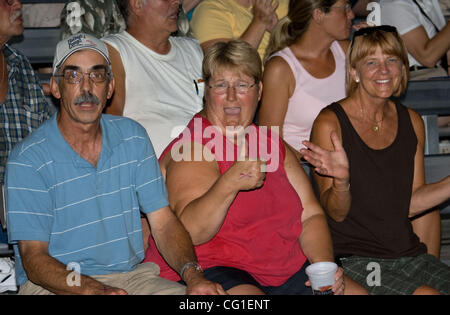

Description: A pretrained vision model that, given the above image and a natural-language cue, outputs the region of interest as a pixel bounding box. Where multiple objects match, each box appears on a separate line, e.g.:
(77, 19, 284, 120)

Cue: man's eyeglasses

(55, 68, 110, 84)
(208, 81, 257, 95)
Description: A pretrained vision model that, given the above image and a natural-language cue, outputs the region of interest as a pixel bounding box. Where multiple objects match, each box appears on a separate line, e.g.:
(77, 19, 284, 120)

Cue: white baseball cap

(52, 33, 111, 75)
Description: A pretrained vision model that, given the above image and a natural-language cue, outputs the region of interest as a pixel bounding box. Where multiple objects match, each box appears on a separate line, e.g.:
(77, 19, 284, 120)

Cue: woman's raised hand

(300, 131, 350, 181)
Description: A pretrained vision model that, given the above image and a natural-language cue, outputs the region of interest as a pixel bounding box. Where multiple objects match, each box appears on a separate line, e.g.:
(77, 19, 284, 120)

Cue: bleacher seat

(424, 154, 450, 215)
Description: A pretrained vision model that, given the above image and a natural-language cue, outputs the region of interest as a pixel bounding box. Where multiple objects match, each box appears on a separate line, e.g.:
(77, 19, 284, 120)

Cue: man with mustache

(5, 33, 225, 295)
(0, 0, 53, 293)
(102, 0, 204, 158)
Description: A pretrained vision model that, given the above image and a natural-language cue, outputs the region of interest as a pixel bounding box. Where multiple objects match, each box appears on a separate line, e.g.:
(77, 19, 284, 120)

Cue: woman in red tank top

(144, 40, 362, 295)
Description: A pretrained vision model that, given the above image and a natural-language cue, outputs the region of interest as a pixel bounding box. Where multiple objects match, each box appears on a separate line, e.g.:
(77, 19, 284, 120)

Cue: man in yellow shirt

(190, 0, 288, 60)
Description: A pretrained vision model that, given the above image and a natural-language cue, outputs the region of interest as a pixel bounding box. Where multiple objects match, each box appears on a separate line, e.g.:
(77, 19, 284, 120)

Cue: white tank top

(102, 31, 204, 157)
(271, 41, 346, 151)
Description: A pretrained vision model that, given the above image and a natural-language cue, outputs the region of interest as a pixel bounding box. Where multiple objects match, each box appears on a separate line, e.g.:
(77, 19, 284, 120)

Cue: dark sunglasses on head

(352, 25, 398, 39)
(350, 25, 399, 51)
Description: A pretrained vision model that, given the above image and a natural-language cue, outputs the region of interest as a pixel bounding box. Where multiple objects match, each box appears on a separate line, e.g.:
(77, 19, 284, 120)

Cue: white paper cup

(305, 262, 338, 295)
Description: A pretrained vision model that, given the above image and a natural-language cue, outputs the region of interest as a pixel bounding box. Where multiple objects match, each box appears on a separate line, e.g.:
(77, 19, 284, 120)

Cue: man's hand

(89, 284, 128, 295)
(186, 279, 228, 295)
(183, 267, 227, 295)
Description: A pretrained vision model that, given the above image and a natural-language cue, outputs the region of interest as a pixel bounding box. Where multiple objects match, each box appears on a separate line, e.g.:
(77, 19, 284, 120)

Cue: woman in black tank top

(301, 26, 450, 295)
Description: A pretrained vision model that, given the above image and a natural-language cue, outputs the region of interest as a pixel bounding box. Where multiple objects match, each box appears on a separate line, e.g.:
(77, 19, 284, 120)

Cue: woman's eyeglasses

(330, 2, 352, 13)
(208, 81, 257, 95)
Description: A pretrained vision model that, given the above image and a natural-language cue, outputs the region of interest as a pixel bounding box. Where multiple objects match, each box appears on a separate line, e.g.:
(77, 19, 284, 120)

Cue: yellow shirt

(190, 0, 289, 61)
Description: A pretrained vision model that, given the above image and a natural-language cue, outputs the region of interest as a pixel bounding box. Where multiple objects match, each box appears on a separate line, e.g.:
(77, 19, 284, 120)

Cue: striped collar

(45, 113, 122, 168)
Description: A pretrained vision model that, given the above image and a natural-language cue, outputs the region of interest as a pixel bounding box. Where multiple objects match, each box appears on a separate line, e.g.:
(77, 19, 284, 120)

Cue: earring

(355, 78, 360, 83)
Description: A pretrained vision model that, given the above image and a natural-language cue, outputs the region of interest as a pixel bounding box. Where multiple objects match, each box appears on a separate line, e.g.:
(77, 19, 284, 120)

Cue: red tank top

(144, 114, 306, 286)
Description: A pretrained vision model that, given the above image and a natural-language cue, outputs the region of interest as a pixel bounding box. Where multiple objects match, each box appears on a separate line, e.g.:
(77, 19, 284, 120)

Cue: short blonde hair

(202, 40, 262, 84)
(346, 26, 409, 97)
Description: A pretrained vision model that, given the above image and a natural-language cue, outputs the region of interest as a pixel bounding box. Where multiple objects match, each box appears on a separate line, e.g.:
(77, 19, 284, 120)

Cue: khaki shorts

(18, 262, 186, 295)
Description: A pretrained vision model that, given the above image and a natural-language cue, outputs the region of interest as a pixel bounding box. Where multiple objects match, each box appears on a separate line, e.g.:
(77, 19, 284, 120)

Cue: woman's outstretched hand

(300, 131, 350, 181)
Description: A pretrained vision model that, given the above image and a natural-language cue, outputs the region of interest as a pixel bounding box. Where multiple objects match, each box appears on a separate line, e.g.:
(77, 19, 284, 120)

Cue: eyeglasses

(330, 2, 352, 13)
(208, 81, 256, 95)
(55, 68, 110, 84)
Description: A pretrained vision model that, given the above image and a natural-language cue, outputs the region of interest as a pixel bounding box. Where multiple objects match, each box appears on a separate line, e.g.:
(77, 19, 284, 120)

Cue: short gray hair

(117, 0, 148, 26)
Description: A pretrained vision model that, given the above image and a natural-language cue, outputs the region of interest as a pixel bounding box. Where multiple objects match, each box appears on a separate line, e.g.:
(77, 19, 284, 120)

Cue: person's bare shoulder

(263, 56, 295, 90)
(264, 55, 291, 74)
(314, 107, 340, 128)
(310, 107, 342, 146)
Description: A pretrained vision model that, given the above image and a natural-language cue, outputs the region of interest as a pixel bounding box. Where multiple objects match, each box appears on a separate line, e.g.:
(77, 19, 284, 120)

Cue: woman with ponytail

(259, 0, 355, 161)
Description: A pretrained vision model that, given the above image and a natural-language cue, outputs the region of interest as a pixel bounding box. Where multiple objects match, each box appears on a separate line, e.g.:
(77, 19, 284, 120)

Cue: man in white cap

(5, 33, 226, 295)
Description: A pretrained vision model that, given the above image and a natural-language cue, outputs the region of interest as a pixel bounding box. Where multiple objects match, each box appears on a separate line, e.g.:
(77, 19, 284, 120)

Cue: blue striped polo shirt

(6, 114, 169, 285)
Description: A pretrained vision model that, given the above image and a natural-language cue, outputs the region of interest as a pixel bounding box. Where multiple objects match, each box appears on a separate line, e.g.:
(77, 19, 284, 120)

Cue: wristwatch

(180, 261, 203, 281)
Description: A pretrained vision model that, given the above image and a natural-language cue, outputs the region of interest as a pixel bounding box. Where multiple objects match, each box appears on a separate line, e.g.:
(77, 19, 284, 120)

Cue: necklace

(360, 102, 384, 132)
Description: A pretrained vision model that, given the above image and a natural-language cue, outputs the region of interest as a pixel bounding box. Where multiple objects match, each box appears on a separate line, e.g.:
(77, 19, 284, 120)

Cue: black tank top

(326, 102, 426, 258)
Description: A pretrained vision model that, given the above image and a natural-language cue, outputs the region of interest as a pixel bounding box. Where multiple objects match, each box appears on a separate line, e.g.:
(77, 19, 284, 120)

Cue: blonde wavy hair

(346, 26, 410, 97)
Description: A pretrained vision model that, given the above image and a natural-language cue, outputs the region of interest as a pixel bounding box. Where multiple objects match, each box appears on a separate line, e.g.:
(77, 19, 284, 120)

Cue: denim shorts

(181, 263, 312, 295)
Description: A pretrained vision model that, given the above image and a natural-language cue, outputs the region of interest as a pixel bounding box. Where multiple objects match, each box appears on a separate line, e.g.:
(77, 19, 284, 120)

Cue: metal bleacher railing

(397, 78, 450, 216)
(398, 78, 450, 154)
(8, 1, 66, 65)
